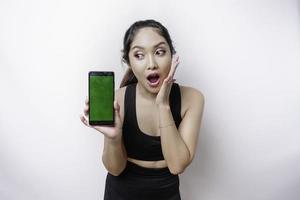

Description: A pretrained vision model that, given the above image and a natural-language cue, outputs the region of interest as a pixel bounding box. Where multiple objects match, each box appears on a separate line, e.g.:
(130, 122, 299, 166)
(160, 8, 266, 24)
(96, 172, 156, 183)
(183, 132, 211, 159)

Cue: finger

(84, 105, 89, 116)
(166, 55, 177, 78)
(168, 62, 176, 77)
(166, 69, 176, 84)
(80, 114, 90, 127)
(168, 56, 179, 79)
(85, 96, 89, 105)
(114, 100, 122, 129)
(172, 56, 179, 74)
(172, 54, 179, 66)
(114, 99, 119, 108)
(166, 67, 175, 83)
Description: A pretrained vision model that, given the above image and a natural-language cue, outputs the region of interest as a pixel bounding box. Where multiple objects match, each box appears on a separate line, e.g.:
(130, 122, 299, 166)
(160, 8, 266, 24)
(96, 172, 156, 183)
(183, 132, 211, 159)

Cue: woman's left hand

(155, 54, 180, 106)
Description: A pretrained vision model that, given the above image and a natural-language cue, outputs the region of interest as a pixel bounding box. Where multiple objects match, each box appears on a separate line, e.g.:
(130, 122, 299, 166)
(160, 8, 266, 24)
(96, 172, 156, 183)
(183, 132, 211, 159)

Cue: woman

(80, 19, 205, 200)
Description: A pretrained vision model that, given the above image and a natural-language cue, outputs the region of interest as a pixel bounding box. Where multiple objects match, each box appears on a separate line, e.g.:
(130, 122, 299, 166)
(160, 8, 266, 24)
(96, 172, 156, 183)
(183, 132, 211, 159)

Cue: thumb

(114, 100, 120, 112)
(114, 100, 122, 127)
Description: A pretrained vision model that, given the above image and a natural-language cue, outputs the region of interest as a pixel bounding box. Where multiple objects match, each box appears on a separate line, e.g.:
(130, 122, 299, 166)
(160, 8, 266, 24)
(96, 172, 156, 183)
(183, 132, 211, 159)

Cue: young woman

(80, 19, 205, 200)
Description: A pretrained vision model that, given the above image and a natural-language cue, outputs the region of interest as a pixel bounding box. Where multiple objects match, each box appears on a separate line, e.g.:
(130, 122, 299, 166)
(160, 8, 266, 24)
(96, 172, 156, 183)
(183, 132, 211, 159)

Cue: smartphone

(88, 71, 114, 126)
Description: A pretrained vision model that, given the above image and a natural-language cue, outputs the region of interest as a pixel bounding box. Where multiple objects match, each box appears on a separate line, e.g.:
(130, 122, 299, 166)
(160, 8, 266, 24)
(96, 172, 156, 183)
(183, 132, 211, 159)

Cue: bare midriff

(127, 157, 168, 168)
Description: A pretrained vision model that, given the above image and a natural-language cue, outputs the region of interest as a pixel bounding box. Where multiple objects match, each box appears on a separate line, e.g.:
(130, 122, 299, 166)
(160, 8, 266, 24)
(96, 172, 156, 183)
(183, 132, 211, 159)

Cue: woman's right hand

(79, 96, 123, 140)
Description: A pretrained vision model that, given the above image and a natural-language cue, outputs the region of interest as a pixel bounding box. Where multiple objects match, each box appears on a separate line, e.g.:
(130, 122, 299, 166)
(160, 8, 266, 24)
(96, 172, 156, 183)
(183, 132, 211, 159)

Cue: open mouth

(146, 73, 160, 87)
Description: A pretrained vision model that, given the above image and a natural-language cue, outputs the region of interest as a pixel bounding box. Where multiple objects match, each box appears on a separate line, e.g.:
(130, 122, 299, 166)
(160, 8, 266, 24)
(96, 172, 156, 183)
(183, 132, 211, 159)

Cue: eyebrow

(131, 41, 166, 50)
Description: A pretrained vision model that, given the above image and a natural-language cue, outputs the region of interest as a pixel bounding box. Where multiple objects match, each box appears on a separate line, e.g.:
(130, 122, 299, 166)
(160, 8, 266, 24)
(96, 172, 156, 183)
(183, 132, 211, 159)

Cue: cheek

(129, 58, 145, 74)
(158, 58, 172, 73)
(130, 64, 144, 79)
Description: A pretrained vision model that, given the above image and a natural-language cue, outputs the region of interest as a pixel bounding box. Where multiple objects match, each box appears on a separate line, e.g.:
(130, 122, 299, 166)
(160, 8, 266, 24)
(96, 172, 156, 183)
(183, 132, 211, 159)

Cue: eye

(134, 53, 144, 60)
(156, 49, 166, 56)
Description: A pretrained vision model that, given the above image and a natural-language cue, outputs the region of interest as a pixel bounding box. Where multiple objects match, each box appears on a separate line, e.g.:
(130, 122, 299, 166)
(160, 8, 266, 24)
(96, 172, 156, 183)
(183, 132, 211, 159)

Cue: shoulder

(179, 84, 205, 101)
(178, 84, 205, 114)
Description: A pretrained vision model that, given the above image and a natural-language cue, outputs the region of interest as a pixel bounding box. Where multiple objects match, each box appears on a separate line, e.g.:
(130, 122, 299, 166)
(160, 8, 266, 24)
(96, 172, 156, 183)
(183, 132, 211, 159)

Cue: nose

(147, 55, 158, 70)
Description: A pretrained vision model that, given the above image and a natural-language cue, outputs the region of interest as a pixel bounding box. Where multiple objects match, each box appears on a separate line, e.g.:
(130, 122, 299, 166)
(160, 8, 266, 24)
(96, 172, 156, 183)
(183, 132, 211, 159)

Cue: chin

(150, 88, 160, 94)
(145, 82, 162, 93)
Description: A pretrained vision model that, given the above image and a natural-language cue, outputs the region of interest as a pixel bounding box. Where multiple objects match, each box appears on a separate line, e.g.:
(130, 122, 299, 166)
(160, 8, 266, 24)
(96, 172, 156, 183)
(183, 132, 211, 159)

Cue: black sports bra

(122, 82, 182, 161)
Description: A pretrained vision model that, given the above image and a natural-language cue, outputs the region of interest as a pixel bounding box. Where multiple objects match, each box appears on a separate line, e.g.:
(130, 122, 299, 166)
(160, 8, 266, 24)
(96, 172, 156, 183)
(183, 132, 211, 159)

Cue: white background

(1, 0, 299, 199)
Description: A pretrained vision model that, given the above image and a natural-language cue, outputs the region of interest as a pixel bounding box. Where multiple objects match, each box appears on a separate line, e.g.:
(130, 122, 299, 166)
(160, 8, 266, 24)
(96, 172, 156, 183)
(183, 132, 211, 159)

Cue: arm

(102, 135, 127, 176)
(102, 88, 127, 176)
(159, 88, 205, 175)
(80, 87, 127, 176)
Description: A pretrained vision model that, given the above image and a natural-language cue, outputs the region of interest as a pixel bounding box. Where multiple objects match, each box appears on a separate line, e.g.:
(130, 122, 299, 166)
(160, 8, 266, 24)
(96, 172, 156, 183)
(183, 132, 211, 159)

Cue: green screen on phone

(89, 72, 114, 125)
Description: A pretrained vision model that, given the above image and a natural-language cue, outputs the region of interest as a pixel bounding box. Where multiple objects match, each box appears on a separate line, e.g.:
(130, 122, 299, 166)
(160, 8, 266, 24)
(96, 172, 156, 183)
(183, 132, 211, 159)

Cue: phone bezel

(88, 71, 115, 126)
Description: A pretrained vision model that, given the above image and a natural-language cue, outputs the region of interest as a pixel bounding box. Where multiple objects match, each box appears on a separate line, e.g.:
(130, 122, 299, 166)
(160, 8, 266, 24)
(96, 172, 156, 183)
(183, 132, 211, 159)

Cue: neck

(136, 82, 157, 103)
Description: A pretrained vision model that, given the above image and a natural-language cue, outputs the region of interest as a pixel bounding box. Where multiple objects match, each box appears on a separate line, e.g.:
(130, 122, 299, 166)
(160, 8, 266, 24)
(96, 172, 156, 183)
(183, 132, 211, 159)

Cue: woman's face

(128, 27, 172, 94)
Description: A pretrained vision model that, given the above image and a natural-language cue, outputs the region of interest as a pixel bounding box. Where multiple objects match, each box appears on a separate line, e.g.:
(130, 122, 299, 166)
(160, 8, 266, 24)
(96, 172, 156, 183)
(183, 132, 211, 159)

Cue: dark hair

(119, 19, 176, 88)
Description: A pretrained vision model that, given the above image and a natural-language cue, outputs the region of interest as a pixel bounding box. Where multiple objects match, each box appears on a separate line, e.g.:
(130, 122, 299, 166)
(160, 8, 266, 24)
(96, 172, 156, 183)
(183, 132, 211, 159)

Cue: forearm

(158, 105, 190, 174)
(102, 135, 127, 176)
